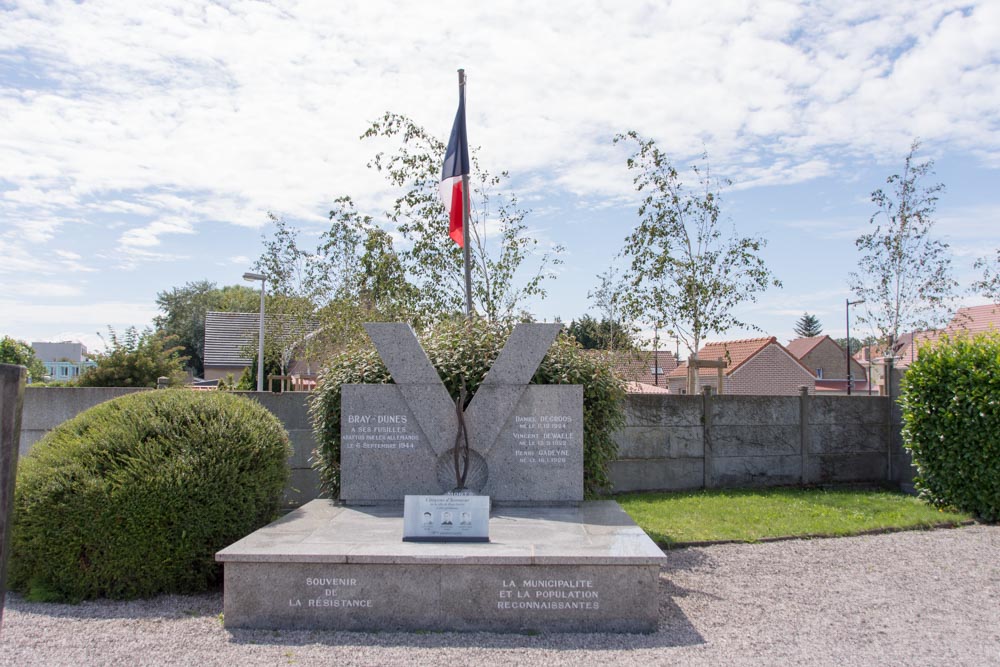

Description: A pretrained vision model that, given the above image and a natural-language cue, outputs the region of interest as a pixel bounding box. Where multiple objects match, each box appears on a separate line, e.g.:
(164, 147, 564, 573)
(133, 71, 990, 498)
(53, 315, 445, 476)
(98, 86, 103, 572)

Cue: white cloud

(118, 216, 195, 249)
(1, 0, 998, 342)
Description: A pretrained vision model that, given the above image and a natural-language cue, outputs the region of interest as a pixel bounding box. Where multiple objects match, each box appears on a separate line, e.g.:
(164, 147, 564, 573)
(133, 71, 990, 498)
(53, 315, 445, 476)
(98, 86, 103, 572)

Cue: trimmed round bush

(310, 319, 626, 497)
(900, 332, 1000, 521)
(10, 390, 290, 602)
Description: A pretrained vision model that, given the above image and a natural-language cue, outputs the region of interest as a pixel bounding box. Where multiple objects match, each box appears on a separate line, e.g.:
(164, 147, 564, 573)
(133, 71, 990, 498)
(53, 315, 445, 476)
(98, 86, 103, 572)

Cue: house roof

(670, 336, 818, 381)
(203, 311, 319, 368)
(850, 303, 1000, 370)
(947, 303, 1000, 335)
(785, 335, 827, 359)
(625, 381, 671, 394)
(668, 337, 778, 378)
(602, 349, 677, 386)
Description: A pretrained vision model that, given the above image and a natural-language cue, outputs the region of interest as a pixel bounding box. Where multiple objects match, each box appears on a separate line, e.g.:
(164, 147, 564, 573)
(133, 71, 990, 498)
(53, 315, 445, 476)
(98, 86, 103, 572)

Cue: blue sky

(1, 1, 998, 355)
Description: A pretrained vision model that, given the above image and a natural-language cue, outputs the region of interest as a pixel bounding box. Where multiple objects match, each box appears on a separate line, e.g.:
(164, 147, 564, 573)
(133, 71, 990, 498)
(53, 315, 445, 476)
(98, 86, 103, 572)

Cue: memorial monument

(218, 67, 662, 633)
(218, 323, 666, 633)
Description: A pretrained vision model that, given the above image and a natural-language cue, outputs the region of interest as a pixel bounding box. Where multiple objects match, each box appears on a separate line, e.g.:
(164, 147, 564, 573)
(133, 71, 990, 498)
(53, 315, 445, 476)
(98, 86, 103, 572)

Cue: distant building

(31, 341, 96, 381)
(601, 349, 678, 392)
(786, 335, 869, 394)
(856, 303, 1000, 393)
(668, 337, 816, 395)
(203, 311, 321, 386)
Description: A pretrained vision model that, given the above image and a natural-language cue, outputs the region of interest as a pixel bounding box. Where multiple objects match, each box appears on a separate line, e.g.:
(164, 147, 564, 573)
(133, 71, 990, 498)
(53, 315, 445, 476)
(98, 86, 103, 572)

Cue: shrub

(900, 332, 1000, 521)
(310, 319, 626, 497)
(10, 390, 290, 602)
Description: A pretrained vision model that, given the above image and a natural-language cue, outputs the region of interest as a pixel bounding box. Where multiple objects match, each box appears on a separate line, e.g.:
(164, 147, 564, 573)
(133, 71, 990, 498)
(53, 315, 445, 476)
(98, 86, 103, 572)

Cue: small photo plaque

(403, 494, 490, 543)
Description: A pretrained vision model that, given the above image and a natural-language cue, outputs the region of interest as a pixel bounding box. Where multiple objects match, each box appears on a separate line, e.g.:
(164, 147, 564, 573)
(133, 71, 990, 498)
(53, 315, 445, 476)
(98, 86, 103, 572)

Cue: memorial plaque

(340, 385, 440, 503)
(402, 494, 489, 542)
(339, 323, 583, 506)
(482, 385, 583, 504)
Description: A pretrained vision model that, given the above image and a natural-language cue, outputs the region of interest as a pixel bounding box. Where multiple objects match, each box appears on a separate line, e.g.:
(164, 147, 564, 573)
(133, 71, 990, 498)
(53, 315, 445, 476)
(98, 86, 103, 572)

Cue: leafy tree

(587, 268, 637, 352)
(235, 344, 284, 392)
(848, 140, 956, 349)
(253, 203, 417, 360)
(834, 335, 879, 353)
(0, 336, 47, 380)
(614, 131, 780, 392)
(972, 250, 1000, 302)
(361, 112, 563, 322)
(567, 315, 638, 351)
(793, 313, 823, 337)
(77, 327, 187, 388)
(154, 281, 260, 375)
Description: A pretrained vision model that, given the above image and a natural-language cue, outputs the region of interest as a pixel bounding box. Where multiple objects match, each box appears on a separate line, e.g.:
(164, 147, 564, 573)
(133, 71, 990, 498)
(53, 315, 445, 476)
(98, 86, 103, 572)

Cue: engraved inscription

(496, 578, 600, 610)
(342, 413, 420, 451)
(287, 577, 373, 609)
(512, 414, 576, 465)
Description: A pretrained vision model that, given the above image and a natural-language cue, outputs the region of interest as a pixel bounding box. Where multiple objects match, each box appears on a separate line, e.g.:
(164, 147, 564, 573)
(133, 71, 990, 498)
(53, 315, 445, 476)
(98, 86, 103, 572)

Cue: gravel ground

(2, 525, 998, 667)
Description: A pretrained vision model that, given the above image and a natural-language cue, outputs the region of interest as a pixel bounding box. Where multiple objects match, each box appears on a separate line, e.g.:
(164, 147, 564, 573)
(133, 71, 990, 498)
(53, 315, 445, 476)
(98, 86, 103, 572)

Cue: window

(650, 366, 663, 376)
(816, 368, 824, 379)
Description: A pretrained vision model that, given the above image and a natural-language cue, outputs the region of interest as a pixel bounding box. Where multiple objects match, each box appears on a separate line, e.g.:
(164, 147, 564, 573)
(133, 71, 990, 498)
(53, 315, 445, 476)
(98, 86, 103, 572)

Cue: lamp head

(243, 272, 265, 282)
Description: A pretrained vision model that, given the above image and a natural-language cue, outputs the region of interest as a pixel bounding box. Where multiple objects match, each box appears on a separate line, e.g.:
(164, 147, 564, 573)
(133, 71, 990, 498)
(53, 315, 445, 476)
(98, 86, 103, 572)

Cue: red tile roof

(596, 349, 677, 386)
(947, 303, 1000, 335)
(625, 381, 671, 394)
(785, 335, 828, 359)
(668, 337, 777, 378)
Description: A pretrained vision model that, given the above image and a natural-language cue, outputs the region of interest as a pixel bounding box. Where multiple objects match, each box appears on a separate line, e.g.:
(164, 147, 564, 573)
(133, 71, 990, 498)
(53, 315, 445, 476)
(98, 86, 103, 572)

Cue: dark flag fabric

(440, 90, 470, 247)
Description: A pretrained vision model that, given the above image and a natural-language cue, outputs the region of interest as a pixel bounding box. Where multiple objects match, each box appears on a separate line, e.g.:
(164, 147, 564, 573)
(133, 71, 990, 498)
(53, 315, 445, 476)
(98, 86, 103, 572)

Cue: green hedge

(10, 390, 290, 602)
(900, 332, 1000, 521)
(310, 319, 626, 497)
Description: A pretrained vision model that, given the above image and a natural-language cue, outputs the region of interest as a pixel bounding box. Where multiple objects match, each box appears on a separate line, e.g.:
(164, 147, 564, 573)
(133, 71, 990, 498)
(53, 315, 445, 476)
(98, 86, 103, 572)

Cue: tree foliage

(77, 327, 187, 388)
(848, 140, 956, 347)
(567, 314, 638, 351)
(972, 249, 1000, 302)
(614, 131, 780, 385)
(361, 112, 563, 322)
(154, 281, 260, 375)
(0, 336, 47, 380)
(793, 313, 823, 338)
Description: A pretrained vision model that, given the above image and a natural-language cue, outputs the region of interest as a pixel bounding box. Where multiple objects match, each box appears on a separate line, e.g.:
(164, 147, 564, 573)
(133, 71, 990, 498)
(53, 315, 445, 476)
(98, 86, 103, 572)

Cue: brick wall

(800, 338, 867, 381)
(727, 344, 815, 395)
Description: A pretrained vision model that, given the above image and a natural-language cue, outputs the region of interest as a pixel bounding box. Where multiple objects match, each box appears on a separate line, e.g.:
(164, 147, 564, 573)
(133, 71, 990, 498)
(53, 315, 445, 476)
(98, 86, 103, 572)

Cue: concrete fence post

(798, 385, 810, 485)
(702, 385, 713, 489)
(1, 364, 27, 632)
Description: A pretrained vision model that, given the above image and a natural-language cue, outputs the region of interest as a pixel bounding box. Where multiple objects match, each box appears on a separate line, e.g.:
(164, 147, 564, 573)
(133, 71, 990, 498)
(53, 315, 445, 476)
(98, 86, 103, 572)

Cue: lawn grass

(616, 487, 973, 546)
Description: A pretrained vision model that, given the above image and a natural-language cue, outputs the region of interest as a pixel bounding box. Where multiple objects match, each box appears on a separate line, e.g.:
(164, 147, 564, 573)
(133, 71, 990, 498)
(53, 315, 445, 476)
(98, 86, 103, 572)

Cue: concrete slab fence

(19, 386, 915, 508)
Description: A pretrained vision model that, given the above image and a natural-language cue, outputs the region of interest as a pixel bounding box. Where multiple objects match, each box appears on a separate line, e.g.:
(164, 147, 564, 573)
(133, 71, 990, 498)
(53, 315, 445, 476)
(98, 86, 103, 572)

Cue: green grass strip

(617, 487, 973, 547)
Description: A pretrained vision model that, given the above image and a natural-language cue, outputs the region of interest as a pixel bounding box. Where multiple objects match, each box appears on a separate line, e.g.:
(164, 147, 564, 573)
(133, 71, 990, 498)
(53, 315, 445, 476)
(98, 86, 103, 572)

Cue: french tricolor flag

(440, 86, 470, 247)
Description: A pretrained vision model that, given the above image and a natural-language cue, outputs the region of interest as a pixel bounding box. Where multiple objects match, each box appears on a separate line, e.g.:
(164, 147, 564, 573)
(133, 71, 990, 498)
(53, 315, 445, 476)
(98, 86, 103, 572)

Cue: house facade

(786, 335, 869, 393)
(203, 311, 321, 385)
(667, 337, 816, 396)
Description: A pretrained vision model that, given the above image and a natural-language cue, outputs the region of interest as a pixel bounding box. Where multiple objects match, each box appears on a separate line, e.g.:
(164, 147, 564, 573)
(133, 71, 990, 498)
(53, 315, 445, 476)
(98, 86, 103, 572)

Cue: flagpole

(459, 68, 473, 320)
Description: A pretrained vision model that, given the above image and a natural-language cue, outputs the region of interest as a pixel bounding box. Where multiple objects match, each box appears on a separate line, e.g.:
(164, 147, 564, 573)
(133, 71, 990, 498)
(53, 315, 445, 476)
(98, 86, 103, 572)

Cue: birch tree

(615, 131, 780, 391)
(848, 140, 956, 351)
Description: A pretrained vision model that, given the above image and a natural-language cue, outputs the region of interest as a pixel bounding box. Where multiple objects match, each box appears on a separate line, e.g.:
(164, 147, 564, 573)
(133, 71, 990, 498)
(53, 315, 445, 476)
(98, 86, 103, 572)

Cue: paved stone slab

(217, 500, 665, 633)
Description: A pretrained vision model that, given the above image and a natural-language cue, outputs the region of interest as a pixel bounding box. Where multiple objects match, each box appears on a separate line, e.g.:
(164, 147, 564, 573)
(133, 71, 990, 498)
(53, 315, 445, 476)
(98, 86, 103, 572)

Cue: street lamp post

(243, 272, 266, 392)
(845, 298, 865, 396)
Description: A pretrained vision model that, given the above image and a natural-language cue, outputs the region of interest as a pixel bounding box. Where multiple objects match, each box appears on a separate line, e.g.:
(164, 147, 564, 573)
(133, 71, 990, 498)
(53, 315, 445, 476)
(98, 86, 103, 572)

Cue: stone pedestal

(217, 500, 664, 633)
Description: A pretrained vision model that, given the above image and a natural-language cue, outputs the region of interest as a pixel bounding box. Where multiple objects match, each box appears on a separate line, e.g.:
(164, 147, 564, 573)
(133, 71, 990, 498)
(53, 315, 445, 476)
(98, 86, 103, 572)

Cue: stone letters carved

(340, 323, 583, 505)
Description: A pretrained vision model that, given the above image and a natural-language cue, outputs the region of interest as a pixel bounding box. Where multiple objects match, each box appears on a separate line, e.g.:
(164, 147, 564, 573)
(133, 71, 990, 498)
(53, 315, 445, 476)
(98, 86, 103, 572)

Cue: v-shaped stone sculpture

(339, 323, 583, 506)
